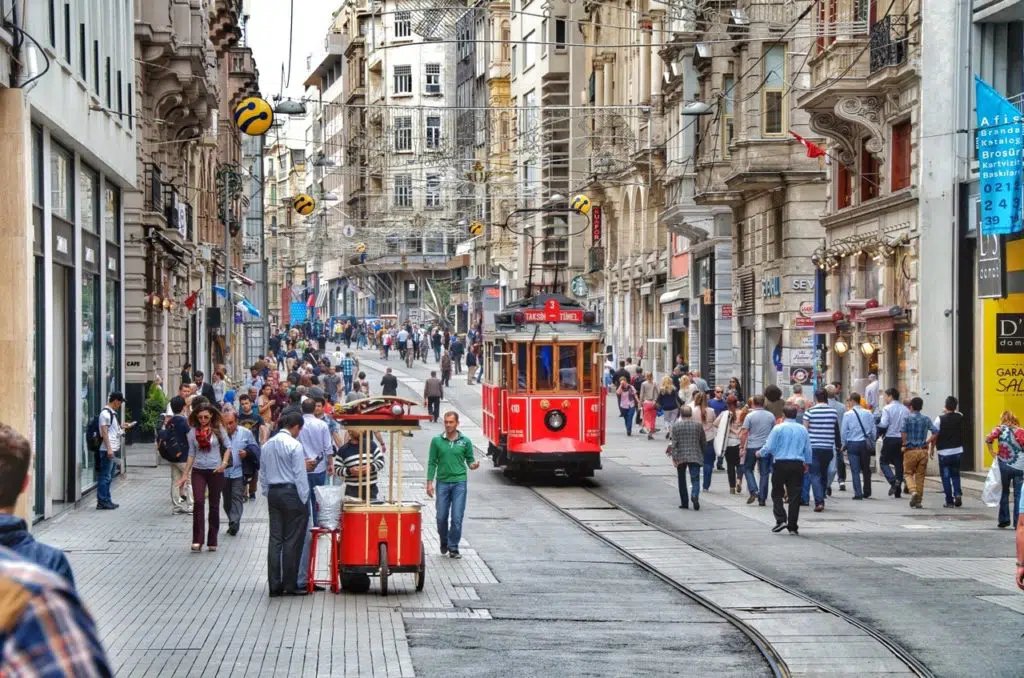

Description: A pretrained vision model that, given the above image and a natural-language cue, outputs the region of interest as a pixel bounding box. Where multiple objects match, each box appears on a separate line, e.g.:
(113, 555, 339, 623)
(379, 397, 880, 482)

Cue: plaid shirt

(0, 547, 112, 677)
(340, 357, 355, 377)
(901, 412, 937, 448)
(669, 418, 706, 466)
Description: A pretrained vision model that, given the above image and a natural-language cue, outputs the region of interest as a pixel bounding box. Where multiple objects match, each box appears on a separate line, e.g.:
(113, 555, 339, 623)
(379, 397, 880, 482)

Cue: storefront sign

(570, 275, 589, 297)
(978, 230, 1006, 299)
(591, 206, 602, 244)
(996, 313, 1024, 353)
(983, 238, 1024, 465)
(799, 301, 814, 317)
(761, 276, 781, 298)
(790, 349, 814, 365)
(792, 279, 814, 291)
(975, 75, 1024, 236)
(865, 316, 896, 332)
(721, 304, 733, 319)
(794, 316, 815, 329)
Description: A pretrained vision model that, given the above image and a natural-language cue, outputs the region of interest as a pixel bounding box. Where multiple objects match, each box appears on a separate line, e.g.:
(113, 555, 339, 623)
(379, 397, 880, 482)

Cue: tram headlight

(545, 409, 567, 432)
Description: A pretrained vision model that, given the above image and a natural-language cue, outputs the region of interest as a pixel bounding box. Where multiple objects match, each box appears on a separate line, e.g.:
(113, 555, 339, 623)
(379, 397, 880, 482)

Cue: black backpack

(86, 407, 114, 452)
(157, 417, 188, 463)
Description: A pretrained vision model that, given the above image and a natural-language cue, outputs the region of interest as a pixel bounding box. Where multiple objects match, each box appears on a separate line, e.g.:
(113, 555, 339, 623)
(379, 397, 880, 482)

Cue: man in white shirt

(98, 392, 133, 510)
(878, 387, 909, 499)
(296, 399, 333, 591)
(864, 374, 880, 413)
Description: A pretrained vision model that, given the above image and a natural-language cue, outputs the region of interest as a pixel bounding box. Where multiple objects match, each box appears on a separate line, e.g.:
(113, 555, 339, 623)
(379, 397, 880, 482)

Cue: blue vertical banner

(975, 75, 1024, 236)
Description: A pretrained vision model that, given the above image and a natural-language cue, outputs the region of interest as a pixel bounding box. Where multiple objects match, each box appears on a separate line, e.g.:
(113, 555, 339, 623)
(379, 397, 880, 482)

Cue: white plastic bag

(982, 461, 1002, 508)
(315, 483, 344, 530)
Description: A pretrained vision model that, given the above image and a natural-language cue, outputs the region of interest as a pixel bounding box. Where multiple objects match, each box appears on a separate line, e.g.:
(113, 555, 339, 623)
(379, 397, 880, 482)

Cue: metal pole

(223, 169, 232, 379)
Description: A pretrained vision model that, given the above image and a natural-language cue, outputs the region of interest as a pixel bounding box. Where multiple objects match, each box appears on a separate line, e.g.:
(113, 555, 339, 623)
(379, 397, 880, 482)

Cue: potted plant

(137, 382, 168, 444)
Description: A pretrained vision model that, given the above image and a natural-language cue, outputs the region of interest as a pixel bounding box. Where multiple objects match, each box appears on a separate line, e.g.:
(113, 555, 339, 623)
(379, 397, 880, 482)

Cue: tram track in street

(527, 482, 935, 678)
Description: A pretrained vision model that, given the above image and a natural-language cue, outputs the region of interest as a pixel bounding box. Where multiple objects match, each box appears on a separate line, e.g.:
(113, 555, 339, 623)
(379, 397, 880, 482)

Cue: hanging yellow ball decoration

(233, 97, 274, 136)
(293, 193, 316, 216)
(570, 194, 592, 215)
(355, 243, 367, 253)
(468, 220, 484, 236)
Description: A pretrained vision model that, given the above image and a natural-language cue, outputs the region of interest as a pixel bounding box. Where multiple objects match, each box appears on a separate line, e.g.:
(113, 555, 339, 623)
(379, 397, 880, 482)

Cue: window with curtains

(394, 116, 412, 151)
(393, 65, 412, 94)
(762, 44, 786, 135)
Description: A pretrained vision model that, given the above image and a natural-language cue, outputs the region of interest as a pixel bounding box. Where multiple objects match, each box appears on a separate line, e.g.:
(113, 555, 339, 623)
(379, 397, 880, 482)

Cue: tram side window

(484, 343, 491, 383)
(582, 343, 594, 391)
(534, 344, 554, 390)
(517, 343, 528, 390)
(559, 345, 578, 390)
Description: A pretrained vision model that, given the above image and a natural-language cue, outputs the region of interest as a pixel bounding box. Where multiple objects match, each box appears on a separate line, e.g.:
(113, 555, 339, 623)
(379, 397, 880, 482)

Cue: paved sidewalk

(34, 451, 496, 677)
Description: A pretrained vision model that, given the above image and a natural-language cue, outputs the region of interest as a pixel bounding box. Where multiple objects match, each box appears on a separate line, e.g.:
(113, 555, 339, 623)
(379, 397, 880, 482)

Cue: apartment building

(507, 0, 588, 306)
(20, 0, 135, 515)
(582, 1, 669, 373)
(801, 1, 921, 400)
(348, 0, 460, 322)
(263, 124, 307, 329)
(304, 12, 348, 322)
(673, 2, 824, 394)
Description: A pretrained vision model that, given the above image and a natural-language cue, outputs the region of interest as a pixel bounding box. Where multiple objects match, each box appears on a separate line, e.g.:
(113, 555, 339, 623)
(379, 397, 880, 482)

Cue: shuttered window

(890, 120, 911, 191)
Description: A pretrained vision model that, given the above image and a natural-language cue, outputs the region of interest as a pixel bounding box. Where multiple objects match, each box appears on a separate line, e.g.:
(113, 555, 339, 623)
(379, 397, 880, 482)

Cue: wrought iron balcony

(588, 246, 605, 273)
(869, 15, 908, 73)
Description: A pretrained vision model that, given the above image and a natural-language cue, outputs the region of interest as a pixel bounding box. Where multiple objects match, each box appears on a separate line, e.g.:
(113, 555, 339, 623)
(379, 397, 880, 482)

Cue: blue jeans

(938, 453, 962, 505)
(297, 471, 327, 588)
(619, 406, 636, 435)
(343, 374, 353, 394)
(676, 463, 701, 507)
(436, 481, 468, 552)
(97, 453, 116, 504)
(743, 447, 772, 500)
(998, 460, 1023, 527)
(801, 472, 811, 504)
(810, 449, 834, 506)
(702, 442, 716, 490)
(846, 441, 871, 498)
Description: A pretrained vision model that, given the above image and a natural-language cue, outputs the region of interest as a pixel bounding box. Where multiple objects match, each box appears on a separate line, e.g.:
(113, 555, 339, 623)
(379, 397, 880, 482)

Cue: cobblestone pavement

(35, 351, 772, 677)
(372, 349, 1024, 677)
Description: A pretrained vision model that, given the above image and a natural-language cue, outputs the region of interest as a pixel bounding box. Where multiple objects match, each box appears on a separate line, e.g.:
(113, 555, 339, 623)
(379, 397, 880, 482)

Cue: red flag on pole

(184, 291, 199, 310)
(789, 131, 826, 159)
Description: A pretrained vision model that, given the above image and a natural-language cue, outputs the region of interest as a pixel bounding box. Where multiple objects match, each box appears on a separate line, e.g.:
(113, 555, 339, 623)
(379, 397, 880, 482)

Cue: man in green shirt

(426, 411, 479, 558)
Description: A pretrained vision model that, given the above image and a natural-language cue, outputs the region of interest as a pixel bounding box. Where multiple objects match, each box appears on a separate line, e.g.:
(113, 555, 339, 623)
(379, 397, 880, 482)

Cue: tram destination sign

(522, 308, 584, 323)
(522, 298, 584, 323)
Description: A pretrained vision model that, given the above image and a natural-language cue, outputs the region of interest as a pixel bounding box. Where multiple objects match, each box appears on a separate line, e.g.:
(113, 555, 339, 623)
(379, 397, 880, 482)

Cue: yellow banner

(982, 238, 1024, 465)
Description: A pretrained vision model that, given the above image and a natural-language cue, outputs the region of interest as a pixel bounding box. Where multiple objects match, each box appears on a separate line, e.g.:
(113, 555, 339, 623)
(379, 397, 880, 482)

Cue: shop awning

(315, 284, 329, 308)
(809, 310, 845, 334)
(659, 288, 686, 305)
(859, 305, 906, 332)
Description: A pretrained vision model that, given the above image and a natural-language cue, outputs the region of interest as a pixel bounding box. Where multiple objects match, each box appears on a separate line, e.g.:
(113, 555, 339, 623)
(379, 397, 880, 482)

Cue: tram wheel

(415, 543, 426, 592)
(379, 542, 390, 597)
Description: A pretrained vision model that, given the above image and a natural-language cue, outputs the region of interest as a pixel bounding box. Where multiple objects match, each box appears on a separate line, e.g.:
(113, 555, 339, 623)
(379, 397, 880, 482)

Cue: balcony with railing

(869, 15, 908, 73)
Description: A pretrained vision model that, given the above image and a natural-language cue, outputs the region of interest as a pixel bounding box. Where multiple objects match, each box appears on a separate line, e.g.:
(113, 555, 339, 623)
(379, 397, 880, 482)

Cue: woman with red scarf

(177, 404, 231, 552)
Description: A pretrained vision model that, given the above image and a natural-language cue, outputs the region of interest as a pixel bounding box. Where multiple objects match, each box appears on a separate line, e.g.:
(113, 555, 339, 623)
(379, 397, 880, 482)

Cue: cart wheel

(415, 545, 426, 592)
(378, 542, 389, 597)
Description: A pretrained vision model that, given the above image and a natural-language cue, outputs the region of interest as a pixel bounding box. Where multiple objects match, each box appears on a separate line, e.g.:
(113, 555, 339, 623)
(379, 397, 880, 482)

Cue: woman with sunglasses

(177, 403, 230, 552)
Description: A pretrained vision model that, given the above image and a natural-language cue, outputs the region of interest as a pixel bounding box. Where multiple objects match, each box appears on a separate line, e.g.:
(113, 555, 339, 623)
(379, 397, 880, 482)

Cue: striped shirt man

(334, 433, 386, 500)
(803, 403, 840, 452)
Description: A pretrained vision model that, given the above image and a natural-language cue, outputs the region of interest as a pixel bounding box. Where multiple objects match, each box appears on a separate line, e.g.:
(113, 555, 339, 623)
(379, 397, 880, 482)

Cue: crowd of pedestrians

(644, 356, 991, 535)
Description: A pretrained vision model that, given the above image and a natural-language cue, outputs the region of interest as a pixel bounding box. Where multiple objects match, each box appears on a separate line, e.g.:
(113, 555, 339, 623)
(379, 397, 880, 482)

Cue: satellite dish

(342, 224, 355, 238)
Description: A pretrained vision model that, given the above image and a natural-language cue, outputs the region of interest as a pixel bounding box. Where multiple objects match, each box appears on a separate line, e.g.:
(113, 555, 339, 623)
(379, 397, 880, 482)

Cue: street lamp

(682, 101, 714, 116)
(274, 99, 307, 115)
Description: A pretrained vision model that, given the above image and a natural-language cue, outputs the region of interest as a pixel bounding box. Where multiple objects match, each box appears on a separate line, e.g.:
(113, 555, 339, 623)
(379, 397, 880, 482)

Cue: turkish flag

(789, 131, 826, 159)
(184, 291, 199, 310)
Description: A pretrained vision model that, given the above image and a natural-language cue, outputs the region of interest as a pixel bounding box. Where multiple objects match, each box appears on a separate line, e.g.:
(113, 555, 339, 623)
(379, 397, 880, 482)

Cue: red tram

(481, 294, 606, 477)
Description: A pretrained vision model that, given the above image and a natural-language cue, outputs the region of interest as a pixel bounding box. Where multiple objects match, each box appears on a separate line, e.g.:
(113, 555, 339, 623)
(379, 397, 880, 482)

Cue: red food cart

(333, 396, 430, 595)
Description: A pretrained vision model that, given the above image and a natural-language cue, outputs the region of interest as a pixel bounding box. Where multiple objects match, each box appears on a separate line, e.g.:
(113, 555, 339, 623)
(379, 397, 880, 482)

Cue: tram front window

(535, 345, 554, 390)
(559, 345, 578, 390)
